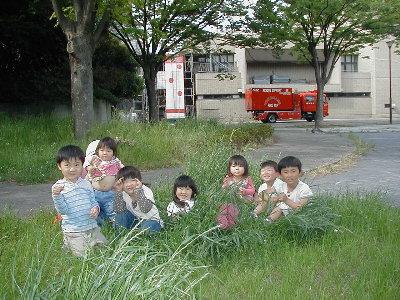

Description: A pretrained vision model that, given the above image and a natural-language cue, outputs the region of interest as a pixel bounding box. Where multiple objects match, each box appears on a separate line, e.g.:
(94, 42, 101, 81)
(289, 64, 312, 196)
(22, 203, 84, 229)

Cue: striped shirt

(52, 177, 99, 232)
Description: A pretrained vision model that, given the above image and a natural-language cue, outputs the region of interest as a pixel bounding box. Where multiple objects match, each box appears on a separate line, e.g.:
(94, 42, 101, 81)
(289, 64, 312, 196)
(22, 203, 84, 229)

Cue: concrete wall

(341, 72, 371, 93)
(195, 72, 242, 95)
(196, 98, 253, 122)
(328, 97, 373, 118)
(52, 100, 112, 123)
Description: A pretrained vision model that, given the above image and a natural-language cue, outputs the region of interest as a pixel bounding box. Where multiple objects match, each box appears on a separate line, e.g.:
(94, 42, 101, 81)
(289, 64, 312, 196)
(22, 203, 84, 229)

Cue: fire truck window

(305, 96, 314, 102)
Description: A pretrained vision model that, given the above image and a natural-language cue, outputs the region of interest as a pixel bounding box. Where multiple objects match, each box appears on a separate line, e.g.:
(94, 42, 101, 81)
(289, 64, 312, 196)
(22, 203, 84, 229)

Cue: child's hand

(52, 184, 64, 197)
(222, 175, 230, 188)
(91, 155, 101, 167)
(113, 178, 124, 192)
(90, 206, 100, 218)
(132, 178, 143, 190)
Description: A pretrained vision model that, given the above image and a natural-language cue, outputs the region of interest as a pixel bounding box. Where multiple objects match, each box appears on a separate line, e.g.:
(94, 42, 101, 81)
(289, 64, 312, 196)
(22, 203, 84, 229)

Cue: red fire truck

(245, 87, 329, 123)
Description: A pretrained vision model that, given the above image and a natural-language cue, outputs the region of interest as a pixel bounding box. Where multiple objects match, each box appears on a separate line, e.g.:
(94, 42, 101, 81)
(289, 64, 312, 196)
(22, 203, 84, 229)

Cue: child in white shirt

(253, 160, 284, 217)
(167, 175, 198, 217)
(266, 156, 313, 222)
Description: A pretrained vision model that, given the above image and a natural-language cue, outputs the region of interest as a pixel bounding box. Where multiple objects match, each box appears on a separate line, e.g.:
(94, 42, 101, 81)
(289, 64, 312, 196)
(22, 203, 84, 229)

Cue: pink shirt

(92, 158, 124, 177)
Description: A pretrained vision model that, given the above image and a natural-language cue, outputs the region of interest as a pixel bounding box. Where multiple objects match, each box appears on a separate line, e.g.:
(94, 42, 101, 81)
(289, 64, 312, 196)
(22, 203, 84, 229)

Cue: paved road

(311, 132, 400, 206)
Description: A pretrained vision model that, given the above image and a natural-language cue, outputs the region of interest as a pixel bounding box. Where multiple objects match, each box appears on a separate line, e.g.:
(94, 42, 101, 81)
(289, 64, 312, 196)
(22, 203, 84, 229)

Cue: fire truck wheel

(267, 114, 277, 123)
(305, 115, 314, 122)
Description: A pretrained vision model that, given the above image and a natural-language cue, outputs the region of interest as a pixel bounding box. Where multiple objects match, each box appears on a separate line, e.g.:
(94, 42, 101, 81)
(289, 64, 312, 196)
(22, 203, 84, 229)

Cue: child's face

(280, 166, 301, 186)
(230, 163, 245, 177)
(57, 158, 83, 182)
(122, 177, 142, 194)
(260, 166, 279, 183)
(98, 146, 114, 161)
(176, 186, 193, 202)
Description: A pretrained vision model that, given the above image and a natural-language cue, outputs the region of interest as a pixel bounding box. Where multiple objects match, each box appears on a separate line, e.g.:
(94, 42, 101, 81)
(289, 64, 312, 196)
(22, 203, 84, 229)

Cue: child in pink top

(222, 154, 255, 202)
(85, 137, 124, 225)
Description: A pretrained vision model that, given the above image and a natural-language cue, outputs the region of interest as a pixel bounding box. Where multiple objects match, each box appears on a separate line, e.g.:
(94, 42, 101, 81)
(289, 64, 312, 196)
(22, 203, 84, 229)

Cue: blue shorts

(114, 210, 162, 233)
(94, 189, 115, 224)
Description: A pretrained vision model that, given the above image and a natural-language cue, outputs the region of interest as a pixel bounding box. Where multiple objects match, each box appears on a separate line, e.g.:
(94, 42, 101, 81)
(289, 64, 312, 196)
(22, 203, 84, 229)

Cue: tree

(241, 0, 383, 130)
(111, 0, 236, 121)
(50, 0, 111, 138)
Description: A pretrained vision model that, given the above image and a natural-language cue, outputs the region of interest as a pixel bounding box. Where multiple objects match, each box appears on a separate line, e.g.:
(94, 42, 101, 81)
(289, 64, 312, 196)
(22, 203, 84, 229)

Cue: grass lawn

(0, 113, 273, 184)
(1, 193, 399, 299)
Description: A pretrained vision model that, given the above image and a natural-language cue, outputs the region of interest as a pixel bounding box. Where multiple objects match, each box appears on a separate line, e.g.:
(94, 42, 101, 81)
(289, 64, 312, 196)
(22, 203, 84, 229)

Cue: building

(154, 40, 399, 122)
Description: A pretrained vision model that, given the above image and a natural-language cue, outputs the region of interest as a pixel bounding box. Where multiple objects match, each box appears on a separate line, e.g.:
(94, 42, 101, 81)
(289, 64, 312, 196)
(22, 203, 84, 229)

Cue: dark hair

(278, 156, 302, 172)
(116, 166, 142, 181)
(96, 136, 118, 156)
(56, 145, 85, 164)
(227, 154, 249, 177)
(173, 175, 198, 207)
(260, 160, 278, 172)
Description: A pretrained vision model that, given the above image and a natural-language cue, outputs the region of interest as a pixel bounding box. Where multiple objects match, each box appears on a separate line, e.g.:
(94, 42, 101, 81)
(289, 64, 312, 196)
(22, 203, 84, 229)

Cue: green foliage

(1, 190, 399, 298)
(0, 1, 142, 112)
(0, 116, 274, 183)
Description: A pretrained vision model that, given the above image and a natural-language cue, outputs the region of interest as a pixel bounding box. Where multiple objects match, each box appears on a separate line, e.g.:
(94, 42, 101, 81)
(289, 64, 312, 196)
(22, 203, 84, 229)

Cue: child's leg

(63, 231, 88, 257)
(94, 190, 116, 224)
(268, 206, 283, 221)
(114, 209, 137, 229)
(254, 201, 268, 216)
(140, 220, 162, 233)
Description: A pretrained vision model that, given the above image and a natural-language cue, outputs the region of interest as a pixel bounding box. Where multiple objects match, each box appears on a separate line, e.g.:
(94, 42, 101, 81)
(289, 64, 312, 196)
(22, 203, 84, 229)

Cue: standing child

(52, 145, 107, 257)
(222, 154, 255, 201)
(85, 137, 124, 224)
(113, 166, 163, 233)
(266, 156, 313, 222)
(252, 160, 284, 217)
(167, 175, 198, 217)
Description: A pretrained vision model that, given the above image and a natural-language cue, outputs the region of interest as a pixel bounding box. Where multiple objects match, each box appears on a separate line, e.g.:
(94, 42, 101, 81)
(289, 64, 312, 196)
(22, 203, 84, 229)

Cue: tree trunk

(314, 81, 325, 131)
(143, 65, 159, 122)
(67, 34, 94, 138)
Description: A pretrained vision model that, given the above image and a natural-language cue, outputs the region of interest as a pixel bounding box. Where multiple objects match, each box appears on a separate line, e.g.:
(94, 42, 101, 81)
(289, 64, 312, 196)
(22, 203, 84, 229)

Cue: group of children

(52, 137, 312, 256)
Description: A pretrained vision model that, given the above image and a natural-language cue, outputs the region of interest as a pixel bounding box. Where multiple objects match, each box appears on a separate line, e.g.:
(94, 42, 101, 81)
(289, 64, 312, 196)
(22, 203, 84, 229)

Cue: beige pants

(63, 227, 107, 257)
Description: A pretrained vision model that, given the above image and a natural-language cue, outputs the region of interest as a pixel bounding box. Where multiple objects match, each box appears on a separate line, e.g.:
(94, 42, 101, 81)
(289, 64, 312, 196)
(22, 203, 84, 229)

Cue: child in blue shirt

(52, 145, 107, 256)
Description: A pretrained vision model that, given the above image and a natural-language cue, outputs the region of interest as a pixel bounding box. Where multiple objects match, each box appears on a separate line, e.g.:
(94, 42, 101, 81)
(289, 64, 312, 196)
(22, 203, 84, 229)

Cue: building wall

(327, 97, 373, 118)
(195, 72, 242, 95)
(341, 72, 371, 93)
(196, 98, 252, 122)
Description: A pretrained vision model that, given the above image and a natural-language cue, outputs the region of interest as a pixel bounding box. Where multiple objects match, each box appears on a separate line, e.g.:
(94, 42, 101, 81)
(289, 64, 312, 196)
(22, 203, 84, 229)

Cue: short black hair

(116, 166, 142, 181)
(173, 175, 198, 206)
(260, 160, 278, 172)
(278, 156, 302, 172)
(56, 145, 85, 164)
(96, 136, 118, 156)
(227, 154, 249, 177)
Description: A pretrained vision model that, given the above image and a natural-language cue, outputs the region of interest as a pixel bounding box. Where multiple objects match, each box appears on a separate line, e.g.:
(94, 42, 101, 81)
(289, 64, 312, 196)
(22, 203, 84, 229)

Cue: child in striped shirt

(52, 145, 107, 257)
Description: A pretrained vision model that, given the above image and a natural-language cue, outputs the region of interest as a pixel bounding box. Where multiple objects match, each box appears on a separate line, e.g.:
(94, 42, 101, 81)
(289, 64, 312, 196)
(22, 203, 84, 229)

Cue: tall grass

(0, 114, 273, 183)
(2, 192, 398, 298)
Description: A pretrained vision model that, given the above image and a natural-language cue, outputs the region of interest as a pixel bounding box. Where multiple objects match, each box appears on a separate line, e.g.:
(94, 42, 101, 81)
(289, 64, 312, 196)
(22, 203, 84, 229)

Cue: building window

(341, 55, 358, 72)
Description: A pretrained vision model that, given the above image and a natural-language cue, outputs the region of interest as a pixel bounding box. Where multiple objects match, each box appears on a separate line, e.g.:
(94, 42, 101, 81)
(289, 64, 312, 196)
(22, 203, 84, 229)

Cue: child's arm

(133, 188, 154, 213)
(222, 175, 231, 188)
(51, 184, 69, 214)
(280, 195, 308, 209)
(239, 177, 256, 197)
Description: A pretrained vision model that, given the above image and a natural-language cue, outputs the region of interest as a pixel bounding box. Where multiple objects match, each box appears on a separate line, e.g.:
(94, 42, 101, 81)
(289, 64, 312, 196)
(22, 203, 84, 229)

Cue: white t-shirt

(167, 200, 195, 217)
(280, 180, 313, 203)
(258, 178, 285, 194)
(122, 185, 164, 227)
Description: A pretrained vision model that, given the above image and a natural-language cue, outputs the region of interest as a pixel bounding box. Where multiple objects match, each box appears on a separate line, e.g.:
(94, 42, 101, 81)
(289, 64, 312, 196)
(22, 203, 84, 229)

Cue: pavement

(1, 118, 399, 217)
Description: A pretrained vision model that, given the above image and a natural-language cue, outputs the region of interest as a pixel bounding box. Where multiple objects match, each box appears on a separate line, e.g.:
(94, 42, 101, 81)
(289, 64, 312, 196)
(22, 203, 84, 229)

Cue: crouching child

(113, 166, 163, 233)
(266, 156, 313, 222)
